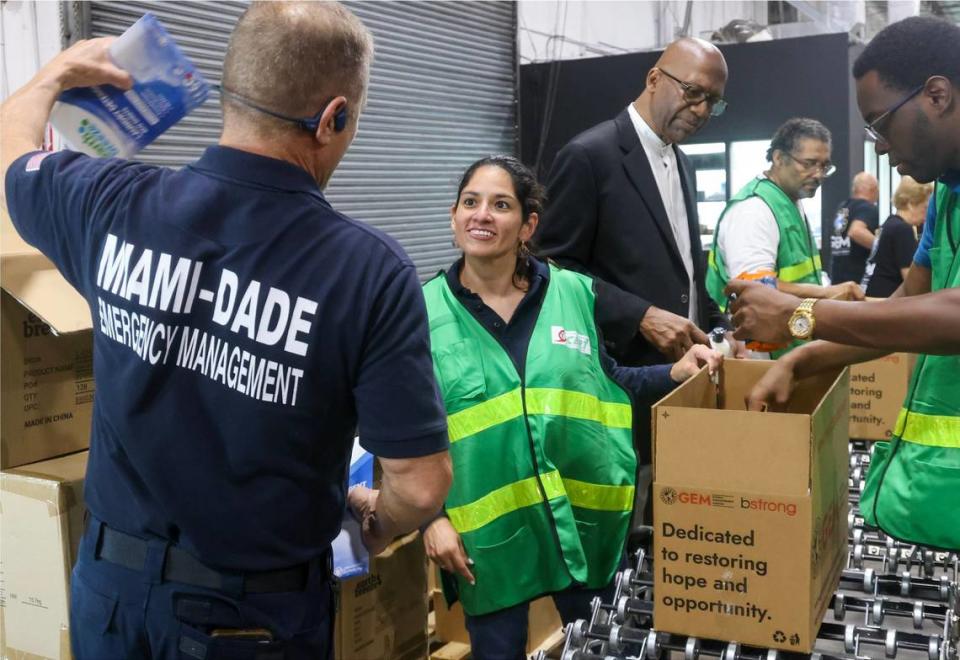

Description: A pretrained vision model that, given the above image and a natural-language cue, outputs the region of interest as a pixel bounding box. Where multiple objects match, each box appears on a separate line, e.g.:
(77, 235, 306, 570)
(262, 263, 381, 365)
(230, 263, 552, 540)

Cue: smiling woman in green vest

(421, 156, 722, 659)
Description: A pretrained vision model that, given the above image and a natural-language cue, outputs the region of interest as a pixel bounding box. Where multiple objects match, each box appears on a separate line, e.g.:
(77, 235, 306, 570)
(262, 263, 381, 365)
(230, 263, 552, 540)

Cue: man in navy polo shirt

(1, 3, 451, 658)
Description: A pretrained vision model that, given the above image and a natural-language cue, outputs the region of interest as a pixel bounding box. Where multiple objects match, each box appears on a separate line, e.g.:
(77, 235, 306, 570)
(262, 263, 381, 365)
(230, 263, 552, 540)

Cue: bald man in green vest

(726, 16, 960, 550)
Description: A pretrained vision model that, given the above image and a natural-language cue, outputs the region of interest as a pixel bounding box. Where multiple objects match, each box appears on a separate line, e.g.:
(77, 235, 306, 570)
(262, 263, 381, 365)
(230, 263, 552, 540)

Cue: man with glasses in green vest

(706, 118, 865, 357)
(725, 16, 960, 550)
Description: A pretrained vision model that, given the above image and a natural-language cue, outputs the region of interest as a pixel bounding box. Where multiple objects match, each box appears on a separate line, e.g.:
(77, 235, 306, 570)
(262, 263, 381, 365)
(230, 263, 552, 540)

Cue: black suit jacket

(536, 109, 727, 368)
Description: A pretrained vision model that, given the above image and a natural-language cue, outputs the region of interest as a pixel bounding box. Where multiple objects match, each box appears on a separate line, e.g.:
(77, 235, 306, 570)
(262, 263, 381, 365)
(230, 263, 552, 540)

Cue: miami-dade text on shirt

(94, 233, 315, 406)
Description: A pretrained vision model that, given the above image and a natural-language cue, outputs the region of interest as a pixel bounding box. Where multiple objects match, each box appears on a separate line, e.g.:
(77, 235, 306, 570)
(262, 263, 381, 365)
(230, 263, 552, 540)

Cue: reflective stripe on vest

(446, 469, 635, 534)
(893, 408, 960, 448)
(447, 387, 632, 443)
(779, 254, 823, 282)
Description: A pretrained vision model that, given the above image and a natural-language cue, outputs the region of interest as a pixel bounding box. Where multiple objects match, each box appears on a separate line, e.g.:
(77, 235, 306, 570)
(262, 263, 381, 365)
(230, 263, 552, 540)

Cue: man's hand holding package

(640, 305, 709, 361)
(725, 280, 801, 345)
(44, 38, 134, 92)
(348, 485, 393, 556)
(1, 37, 132, 181)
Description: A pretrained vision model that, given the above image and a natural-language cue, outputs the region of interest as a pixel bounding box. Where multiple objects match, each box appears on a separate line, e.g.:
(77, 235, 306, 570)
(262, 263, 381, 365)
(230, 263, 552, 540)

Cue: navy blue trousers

(464, 577, 618, 660)
(70, 519, 334, 660)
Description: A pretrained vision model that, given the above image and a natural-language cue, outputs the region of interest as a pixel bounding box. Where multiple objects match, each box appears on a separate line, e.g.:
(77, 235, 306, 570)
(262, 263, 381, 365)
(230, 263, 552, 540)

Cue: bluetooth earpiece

(332, 103, 348, 133)
(218, 86, 348, 134)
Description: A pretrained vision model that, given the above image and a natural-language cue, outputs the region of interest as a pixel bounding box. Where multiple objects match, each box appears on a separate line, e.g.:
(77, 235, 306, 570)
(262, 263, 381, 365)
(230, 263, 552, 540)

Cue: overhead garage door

(84, 1, 517, 278)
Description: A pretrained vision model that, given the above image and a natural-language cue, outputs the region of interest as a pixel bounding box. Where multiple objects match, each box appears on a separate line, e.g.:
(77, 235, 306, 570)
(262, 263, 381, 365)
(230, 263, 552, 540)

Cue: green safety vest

(860, 183, 960, 550)
(706, 177, 823, 357)
(423, 265, 636, 615)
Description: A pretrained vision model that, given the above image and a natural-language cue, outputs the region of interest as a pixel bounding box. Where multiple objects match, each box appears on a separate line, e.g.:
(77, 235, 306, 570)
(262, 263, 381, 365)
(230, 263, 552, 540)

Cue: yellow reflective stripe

(894, 408, 960, 448)
(446, 471, 632, 533)
(540, 470, 565, 498)
(814, 255, 822, 269)
(525, 388, 632, 429)
(447, 470, 560, 534)
(708, 250, 716, 268)
(447, 389, 523, 443)
(449, 387, 631, 444)
(563, 478, 634, 512)
(778, 259, 817, 282)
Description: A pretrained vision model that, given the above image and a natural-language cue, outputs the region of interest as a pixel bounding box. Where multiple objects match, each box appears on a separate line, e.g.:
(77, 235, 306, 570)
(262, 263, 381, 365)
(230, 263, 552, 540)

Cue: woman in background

(861, 176, 933, 297)
(421, 155, 722, 660)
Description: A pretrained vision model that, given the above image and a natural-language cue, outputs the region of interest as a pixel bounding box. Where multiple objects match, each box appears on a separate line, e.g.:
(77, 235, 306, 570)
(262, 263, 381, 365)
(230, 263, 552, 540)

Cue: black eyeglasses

(781, 151, 836, 178)
(864, 83, 925, 142)
(656, 67, 728, 117)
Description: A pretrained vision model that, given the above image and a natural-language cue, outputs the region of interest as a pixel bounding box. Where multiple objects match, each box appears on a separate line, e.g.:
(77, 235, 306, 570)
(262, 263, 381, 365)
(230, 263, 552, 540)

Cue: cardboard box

(1, 210, 94, 469)
(431, 575, 562, 654)
(849, 353, 915, 441)
(335, 532, 428, 660)
(652, 361, 848, 653)
(0, 450, 88, 660)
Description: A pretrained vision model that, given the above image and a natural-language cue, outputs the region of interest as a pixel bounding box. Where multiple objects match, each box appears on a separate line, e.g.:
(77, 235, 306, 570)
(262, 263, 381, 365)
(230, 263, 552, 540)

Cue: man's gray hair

(222, 1, 373, 134)
(766, 117, 831, 162)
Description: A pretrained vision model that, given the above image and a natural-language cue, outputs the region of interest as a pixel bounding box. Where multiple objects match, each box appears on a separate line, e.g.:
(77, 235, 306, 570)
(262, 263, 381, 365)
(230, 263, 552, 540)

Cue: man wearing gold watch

(725, 16, 960, 551)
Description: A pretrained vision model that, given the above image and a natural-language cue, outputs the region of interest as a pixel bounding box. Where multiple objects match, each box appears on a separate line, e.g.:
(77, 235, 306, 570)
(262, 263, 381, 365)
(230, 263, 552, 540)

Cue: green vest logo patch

(550, 325, 591, 355)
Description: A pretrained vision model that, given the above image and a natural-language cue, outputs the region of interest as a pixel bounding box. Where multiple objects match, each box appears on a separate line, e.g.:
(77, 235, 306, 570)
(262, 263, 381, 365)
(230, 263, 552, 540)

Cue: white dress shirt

(627, 103, 698, 323)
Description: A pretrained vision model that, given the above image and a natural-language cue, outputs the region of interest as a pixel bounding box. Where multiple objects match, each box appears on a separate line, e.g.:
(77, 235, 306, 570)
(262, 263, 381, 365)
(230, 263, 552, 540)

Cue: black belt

(96, 523, 314, 594)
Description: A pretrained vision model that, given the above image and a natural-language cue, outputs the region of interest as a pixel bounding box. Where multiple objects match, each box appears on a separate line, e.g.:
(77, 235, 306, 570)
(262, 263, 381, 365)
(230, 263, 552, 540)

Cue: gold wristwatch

(788, 298, 817, 340)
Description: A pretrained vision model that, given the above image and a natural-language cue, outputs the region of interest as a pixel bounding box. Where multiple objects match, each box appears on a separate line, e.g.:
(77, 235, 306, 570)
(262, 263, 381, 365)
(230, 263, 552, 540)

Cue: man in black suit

(535, 38, 737, 531)
(536, 38, 736, 374)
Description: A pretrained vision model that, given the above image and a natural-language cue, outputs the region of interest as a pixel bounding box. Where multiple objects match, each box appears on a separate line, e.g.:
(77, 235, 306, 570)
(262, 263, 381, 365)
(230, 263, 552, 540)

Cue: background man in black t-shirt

(830, 171, 879, 284)
(862, 176, 933, 297)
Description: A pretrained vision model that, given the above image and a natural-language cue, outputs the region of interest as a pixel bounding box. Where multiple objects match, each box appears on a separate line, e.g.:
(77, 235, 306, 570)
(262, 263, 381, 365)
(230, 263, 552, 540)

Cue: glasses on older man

(781, 151, 836, 178)
(864, 83, 925, 142)
(656, 67, 728, 117)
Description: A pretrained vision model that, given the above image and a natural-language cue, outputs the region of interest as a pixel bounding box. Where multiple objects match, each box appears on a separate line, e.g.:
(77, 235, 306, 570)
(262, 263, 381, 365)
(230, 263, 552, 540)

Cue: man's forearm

(786, 340, 890, 380)
(780, 264, 911, 376)
(811, 288, 960, 354)
(778, 280, 828, 298)
(374, 452, 451, 540)
(0, 74, 62, 183)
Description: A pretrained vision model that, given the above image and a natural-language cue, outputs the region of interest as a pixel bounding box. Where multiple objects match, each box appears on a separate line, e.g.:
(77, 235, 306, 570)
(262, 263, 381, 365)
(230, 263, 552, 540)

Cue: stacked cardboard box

(653, 360, 848, 654)
(848, 353, 915, 441)
(1, 210, 94, 469)
(0, 451, 88, 659)
(1, 206, 96, 660)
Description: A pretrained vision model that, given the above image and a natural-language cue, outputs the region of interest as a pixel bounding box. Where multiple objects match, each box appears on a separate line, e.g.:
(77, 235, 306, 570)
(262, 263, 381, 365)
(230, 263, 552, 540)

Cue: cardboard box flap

(810, 369, 849, 447)
(653, 361, 836, 416)
(2, 209, 91, 335)
(655, 405, 811, 494)
(2, 452, 89, 516)
(4, 450, 89, 484)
